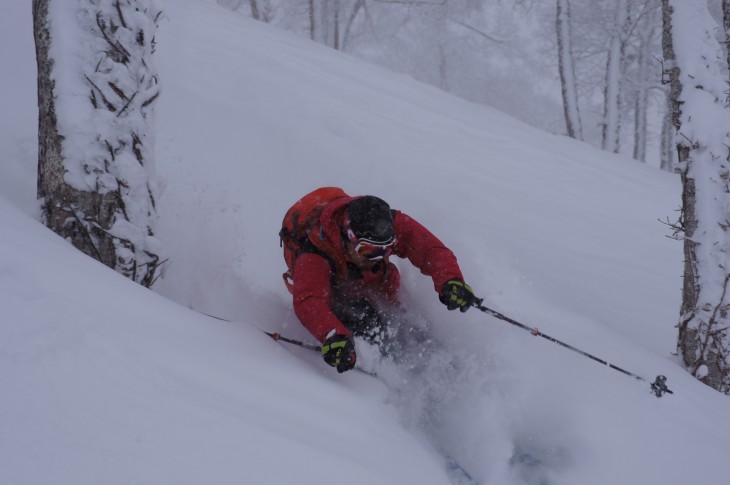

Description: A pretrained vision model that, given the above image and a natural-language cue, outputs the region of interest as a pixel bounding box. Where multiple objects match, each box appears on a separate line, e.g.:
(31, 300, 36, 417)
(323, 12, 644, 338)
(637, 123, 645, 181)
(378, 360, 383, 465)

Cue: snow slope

(2, 1, 730, 484)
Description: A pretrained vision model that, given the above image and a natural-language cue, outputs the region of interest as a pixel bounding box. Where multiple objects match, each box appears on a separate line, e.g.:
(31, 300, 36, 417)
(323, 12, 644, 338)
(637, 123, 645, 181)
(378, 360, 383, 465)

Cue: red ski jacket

(292, 196, 464, 343)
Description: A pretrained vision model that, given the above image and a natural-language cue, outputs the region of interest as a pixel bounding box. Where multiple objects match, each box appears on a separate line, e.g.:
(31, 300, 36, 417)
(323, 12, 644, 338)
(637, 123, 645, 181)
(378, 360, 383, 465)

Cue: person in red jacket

(291, 194, 476, 373)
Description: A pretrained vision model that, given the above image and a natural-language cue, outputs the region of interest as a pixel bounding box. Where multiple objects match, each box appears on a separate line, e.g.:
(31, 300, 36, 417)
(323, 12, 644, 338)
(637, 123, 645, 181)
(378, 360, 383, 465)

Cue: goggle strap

(354, 235, 396, 247)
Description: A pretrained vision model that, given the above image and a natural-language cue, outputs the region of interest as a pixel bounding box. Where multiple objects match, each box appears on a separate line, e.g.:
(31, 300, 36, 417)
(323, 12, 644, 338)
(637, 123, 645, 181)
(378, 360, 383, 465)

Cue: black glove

(439, 279, 476, 312)
(321, 334, 357, 373)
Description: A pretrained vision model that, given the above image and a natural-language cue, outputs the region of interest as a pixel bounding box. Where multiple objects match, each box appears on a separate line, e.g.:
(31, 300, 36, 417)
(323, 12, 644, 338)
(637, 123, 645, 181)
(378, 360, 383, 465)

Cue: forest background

(219, 0, 728, 170)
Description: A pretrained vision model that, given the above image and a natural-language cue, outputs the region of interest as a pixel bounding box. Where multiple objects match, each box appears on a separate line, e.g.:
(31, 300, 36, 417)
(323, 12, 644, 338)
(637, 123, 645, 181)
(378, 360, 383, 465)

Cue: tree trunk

(556, 0, 583, 140)
(602, 0, 628, 153)
(664, 0, 730, 393)
(309, 0, 316, 41)
(33, 0, 164, 288)
(632, 4, 656, 162)
(249, 0, 260, 20)
(333, 0, 341, 50)
(34, 0, 118, 268)
(341, 0, 365, 52)
(33, 0, 64, 208)
(724, 0, 730, 106)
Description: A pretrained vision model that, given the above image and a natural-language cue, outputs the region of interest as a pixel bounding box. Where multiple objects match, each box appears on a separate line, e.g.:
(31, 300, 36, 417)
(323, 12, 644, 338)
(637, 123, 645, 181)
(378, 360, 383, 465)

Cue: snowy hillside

(2, 1, 730, 484)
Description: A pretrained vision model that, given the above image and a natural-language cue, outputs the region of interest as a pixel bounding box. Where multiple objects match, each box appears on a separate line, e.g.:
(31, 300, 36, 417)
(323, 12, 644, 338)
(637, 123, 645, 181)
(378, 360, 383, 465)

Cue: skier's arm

(292, 253, 351, 343)
(391, 210, 464, 292)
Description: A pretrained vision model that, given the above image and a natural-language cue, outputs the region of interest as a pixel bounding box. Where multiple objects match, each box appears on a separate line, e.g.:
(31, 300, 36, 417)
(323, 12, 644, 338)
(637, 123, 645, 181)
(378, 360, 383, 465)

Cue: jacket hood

(317, 195, 359, 248)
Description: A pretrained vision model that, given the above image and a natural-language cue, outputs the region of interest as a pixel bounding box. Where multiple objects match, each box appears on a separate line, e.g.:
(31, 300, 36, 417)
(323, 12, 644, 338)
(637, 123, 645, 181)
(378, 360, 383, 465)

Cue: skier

(280, 188, 476, 373)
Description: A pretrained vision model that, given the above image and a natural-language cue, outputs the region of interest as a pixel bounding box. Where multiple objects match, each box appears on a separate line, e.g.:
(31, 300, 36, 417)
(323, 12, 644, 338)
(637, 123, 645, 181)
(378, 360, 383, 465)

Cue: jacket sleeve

(292, 252, 351, 343)
(392, 210, 464, 293)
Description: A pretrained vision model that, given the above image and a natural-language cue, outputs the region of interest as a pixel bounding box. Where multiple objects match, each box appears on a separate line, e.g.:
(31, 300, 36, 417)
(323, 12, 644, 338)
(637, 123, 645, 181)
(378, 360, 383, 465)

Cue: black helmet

(345, 196, 395, 244)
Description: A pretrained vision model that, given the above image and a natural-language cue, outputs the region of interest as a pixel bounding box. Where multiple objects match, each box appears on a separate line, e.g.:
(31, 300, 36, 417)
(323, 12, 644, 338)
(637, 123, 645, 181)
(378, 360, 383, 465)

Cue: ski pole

(472, 299, 672, 398)
(196, 310, 376, 375)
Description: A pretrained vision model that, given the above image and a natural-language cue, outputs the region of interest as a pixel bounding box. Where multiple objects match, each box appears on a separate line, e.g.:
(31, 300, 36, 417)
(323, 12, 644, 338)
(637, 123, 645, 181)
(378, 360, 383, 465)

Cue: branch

(707, 274, 730, 328)
(114, 0, 127, 29)
(453, 21, 506, 44)
(116, 91, 137, 118)
(107, 81, 128, 101)
(85, 75, 117, 112)
(69, 209, 104, 262)
(130, 132, 144, 163)
(659, 216, 684, 240)
(659, 206, 684, 240)
(96, 12, 130, 63)
(141, 90, 159, 108)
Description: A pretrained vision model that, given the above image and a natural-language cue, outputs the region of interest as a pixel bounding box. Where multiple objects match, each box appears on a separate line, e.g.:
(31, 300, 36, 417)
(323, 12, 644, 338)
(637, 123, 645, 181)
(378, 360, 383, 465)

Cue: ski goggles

(344, 227, 396, 261)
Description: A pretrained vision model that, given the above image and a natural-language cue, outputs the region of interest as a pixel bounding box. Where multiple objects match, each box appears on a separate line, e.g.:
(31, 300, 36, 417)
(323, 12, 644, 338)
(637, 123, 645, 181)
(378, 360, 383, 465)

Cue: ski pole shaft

(265, 331, 322, 352)
(196, 310, 322, 351)
(474, 302, 642, 380)
(472, 300, 672, 397)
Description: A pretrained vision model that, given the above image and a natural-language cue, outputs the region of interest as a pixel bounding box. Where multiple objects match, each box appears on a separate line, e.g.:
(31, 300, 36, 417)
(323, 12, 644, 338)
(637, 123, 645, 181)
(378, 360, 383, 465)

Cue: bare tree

(663, 0, 730, 393)
(333, 0, 341, 50)
(250, 0, 261, 20)
(309, 0, 316, 40)
(632, 0, 659, 162)
(602, 0, 629, 153)
(33, 0, 165, 288)
(341, 0, 367, 51)
(556, 0, 583, 140)
(311, 0, 345, 49)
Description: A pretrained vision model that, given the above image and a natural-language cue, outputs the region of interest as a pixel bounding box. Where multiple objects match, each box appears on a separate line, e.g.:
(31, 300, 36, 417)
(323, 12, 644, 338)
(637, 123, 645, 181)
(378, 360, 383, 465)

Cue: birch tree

(663, 0, 730, 393)
(602, 0, 629, 153)
(33, 0, 165, 288)
(249, 0, 261, 20)
(341, 0, 366, 51)
(556, 0, 583, 140)
(632, 1, 658, 162)
(309, 0, 343, 49)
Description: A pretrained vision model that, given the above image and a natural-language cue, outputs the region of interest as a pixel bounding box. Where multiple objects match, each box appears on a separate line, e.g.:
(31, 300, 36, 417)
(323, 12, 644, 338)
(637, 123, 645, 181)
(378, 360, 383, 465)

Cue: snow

(2, 1, 730, 484)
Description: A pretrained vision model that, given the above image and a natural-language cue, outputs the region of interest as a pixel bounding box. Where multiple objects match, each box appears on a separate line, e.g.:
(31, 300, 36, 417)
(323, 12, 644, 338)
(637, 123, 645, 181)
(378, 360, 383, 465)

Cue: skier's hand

(439, 279, 476, 312)
(321, 334, 357, 373)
